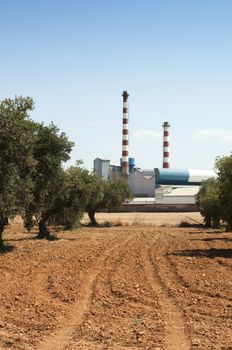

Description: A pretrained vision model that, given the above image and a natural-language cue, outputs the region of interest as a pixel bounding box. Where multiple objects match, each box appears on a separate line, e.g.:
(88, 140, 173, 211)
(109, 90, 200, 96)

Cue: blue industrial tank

(155, 168, 189, 185)
(129, 158, 135, 173)
(155, 168, 216, 186)
(120, 157, 135, 173)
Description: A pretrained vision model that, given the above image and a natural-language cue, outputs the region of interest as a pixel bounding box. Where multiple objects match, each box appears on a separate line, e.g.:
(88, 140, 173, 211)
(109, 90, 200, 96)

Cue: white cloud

(78, 121, 96, 128)
(133, 129, 162, 140)
(193, 129, 232, 143)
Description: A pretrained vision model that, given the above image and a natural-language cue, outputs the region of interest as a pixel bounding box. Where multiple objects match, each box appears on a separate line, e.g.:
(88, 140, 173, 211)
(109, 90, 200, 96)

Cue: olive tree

(23, 123, 74, 238)
(197, 154, 232, 230)
(86, 177, 133, 226)
(215, 155, 232, 229)
(59, 163, 94, 229)
(0, 97, 36, 245)
(196, 178, 221, 228)
(0, 96, 74, 242)
(36, 163, 99, 231)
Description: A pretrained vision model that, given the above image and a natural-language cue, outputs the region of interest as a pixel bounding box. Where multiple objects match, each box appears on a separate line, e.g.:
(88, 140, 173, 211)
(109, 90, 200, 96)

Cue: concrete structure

(163, 121, 170, 168)
(93, 158, 110, 180)
(110, 164, 121, 175)
(155, 185, 199, 205)
(127, 197, 156, 205)
(122, 91, 129, 176)
(120, 201, 198, 212)
(128, 168, 155, 197)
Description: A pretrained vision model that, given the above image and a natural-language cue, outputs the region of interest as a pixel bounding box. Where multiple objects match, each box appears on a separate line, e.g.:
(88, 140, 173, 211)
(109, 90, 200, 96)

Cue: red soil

(0, 214, 231, 350)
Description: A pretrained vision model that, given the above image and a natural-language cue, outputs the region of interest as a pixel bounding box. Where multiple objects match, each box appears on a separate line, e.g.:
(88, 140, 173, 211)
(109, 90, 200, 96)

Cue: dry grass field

(81, 212, 204, 227)
(0, 212, 231, 350)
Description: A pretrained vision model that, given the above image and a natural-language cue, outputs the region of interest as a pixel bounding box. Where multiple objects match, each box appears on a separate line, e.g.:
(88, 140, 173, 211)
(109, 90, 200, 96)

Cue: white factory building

(127, 168, 155, 197)
(93, 158, 155, 197)
(155, 185, 199, 205)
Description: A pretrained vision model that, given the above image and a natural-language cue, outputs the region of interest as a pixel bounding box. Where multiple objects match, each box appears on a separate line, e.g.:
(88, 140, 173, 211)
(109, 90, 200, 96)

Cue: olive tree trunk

(37, 212, 51, 239)
(88, 210, 98, 226)
(0, 215, 5, 247)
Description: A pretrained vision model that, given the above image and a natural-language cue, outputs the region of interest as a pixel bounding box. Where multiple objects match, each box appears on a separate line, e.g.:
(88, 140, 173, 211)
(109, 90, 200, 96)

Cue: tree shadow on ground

(0, 244, 14, 254)
(4, 236, 36, 242)
(4, 233, 59, 242)
(179, 223, 204, 228)
(170, 248, 232, 259)
(191, 237, 232, 242)
(58, 237, 80, 241)
(189, 230, 224, 235)
(82, 221, 123, 228)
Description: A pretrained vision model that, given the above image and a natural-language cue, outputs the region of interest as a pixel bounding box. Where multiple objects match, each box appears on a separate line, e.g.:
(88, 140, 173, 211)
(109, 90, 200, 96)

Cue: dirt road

(0, 215, 231, 349)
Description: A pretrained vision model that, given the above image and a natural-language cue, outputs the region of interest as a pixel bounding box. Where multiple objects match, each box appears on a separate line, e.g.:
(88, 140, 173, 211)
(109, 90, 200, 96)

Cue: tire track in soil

(32, 271, 51, 300)
(141, 232, 191, 350)
(68, 231, 165, 349)
(67, 235, 137, 349)
(164, 239, 232, 303)
(165, 251, 232, 302)
(37, 235, 133, 350)
(0, 270, 12, 290)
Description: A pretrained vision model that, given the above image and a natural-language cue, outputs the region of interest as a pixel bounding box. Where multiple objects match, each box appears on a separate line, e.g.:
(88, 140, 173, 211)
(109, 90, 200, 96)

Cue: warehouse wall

(128, 169, 155, 197)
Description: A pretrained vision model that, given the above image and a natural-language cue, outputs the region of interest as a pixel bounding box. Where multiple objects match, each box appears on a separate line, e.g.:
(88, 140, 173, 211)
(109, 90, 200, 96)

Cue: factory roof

(127, 197, 156, 205)
(134, 168, 155, 176)
(94, 157, 110, 162)
(157, 185, 199, 197)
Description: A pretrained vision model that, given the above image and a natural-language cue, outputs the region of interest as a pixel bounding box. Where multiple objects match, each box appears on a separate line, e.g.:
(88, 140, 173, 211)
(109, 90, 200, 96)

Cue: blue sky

(1, 0, 232, 170)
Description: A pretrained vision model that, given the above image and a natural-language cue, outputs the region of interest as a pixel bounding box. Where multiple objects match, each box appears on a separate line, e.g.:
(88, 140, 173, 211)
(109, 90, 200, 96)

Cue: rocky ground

(0, 213, 231, 350)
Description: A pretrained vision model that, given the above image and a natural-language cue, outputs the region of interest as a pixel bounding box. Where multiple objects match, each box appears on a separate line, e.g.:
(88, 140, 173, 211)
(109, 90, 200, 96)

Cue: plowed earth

(0, 213, 232, 350)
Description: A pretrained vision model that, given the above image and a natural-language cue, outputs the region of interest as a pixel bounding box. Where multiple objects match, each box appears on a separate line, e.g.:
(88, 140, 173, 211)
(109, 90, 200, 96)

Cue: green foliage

(0, 95, 132, 240)
(196, 178, 221, 228)
(41, 163, 101, 230)
(60, 164, 92, 229)
(85, 172, 105, 212)
(86, 177, 133, 225)
(0, 96, 74, 240)
(51, 167, 133, 228)
(23, 122, 74, 231)
(197, 154, 232, 230)
(103, 178, 133, 212)
(0, 97, 36, 238)
(215, 155, 232, 229)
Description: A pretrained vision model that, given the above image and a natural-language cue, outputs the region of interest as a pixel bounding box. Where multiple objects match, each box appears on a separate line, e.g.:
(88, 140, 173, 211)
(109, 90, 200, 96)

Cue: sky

(1, 0, 232, 171)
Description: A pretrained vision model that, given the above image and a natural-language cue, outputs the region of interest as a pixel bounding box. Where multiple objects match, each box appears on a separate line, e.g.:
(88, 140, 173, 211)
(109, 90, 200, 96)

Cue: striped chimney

(122, 91, 129, 176)
(162, 121, 170, 168)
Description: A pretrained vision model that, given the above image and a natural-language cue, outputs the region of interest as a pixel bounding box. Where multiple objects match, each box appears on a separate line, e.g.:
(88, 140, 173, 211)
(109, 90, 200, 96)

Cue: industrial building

(154, 168, 216, 209)
(128, 169, 155, 197)
(93, 158, 110, 180)
(93, 91, 216, 210)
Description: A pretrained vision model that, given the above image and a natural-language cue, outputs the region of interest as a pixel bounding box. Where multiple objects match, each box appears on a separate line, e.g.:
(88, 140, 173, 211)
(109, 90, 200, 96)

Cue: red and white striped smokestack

(163, 121, 170, 168)
(122, 91, 129, 176)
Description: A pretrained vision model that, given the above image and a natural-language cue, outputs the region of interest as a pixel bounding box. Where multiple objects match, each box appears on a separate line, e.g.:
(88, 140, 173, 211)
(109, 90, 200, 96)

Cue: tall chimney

(122, 91, 129, 176)
(162, 121, 170, 168)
